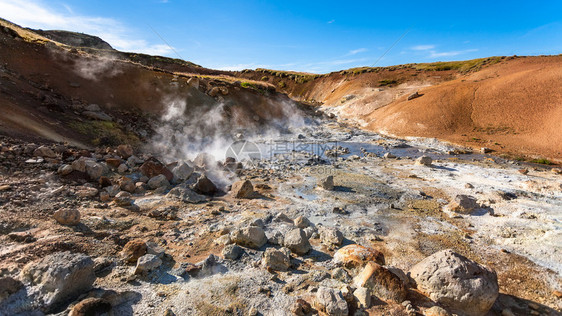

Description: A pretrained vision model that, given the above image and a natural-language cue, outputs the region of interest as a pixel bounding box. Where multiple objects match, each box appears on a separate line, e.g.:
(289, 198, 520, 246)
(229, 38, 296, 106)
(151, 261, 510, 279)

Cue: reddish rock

(121, 240, 147, 263)
(116, 144, 133, 159)
(140, 159, 173, 181)
(105, 158, 122, 168)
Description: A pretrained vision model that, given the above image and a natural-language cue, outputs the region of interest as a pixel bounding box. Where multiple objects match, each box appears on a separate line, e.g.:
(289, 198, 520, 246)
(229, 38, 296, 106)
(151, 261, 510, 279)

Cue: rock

(318, 175, 334, 190)
(262, 247, 291, 271)
(222, 244, 244, 260)
(193, 174, 217, 195)
(82, 111, 112, 121)
(146, 242, 166, 258)
(291, 298, 313, 316)
(85, 104, 101, 112)
(85, 160, 106, 180)
(353, 287, 372, 309)
(119, 177, 136, 193)
(384, 152, 396, 159)
(518, 168, 529, 175)
(273, 212, 293, 223)
(172, 162, 194, 182)
(113, 191, 132, 207)
(314, 287, 349, 316)
(230, 226, 267, 249)
(193, 152, 216, 169)
(415, 156, 433, 166)
(284, 228, 311, 255)
(69, 297, 111, 316)
(58, 164, 73, 175)
(407, 91, 421, 100)
(353, 262, 407, 303)
(409, 249, 499, 316)
(134, 254, 162, 275)
(333, 244, 385, 268)
(121, 240, 147, 263)
(105, 157, 122, 168)
(117, 163, 128, 174)
(140, 159, 173, 181)
(166, 187, 206, 203)
(0, 276, 23, 301)
(448, 195, 479, 213)
(148, 174, 170, 190)
(127, 155, 143, 166)
(53, 208, 81, 225)
(267, 231, 284, 246)
(20, 252, 95, 311)
(71, 157, 88, 172)
(294, 215, 312, 229)
(331, 267, 352, 283)
(116, 144, 133, 159)
(230, 180, 255, 198)
(33, 145, 57, 158)
(75, 186, 99, 198)
(481, 147, 492, 154)
(424, 306, 451, 316)
(319, 226, 344, 247)
(187, 77, 199, 89)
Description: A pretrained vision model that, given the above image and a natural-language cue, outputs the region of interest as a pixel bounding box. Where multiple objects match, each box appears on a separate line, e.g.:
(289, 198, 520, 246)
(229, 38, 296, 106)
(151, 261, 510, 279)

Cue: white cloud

(429, 49, 478, 58)
(348, 48, 368, 55)
(411, 45, 435, 51)
(212, 63, 271, 71)
(327, 19, 335, 24)
(0, 0, 174, 55)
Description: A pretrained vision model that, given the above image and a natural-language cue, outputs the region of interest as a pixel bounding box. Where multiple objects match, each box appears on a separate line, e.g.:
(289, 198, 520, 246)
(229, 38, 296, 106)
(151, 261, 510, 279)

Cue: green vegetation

(240, 82, 256, 89)
(530, 158, 553, 165)
(70, 120, 139, 146)
(412, 57, 503, 73)
(250, 68, 322, 83)
(278, 81, 286, 88)
(378, 79, 398, 86)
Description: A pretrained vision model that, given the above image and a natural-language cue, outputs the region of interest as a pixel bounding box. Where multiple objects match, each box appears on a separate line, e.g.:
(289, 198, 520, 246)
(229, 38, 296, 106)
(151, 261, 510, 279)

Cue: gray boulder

(284, 228, 311, 255)
(230, 226, 267, 249)
(262, 247, 291, 271)
(20, 252, 95, 311)
(148, 174, 170, 190)
(409, 249, 499, 316)
(314, 287, 348, 316)
(166, 187, 206, 203)
(134, 254, 162, 275)
(448, 195, 479, 214)
(415, 155, 433, 166)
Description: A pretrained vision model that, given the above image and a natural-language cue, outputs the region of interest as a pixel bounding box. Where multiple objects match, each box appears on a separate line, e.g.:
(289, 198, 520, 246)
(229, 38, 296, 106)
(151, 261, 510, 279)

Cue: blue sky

(2, 0, 562, 73)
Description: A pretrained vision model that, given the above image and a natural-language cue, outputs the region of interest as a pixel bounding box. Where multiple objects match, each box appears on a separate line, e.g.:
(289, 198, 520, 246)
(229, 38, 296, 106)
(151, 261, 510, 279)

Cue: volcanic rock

(314, 287, 348, 316)
(134, 254, 162, 275)
(409, 249, 499, 316)
(448, 195, 479, 214)
(415, 156, 433, 166)
(53, 208, 81, 225)
(262, 247, 291, 271)
(284, 228, 311, 255)
(121, 240, 147, 263)
(333, 244, 385, 268)
(230, 226, 267, 249)
(230, 179, 255, 198)
(353, 262, 407, 303)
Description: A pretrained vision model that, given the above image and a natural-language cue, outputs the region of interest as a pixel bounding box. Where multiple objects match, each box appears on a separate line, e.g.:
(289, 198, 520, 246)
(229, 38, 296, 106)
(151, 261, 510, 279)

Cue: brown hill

(239, 56, 562, 161)
(0, 18, 294, 148)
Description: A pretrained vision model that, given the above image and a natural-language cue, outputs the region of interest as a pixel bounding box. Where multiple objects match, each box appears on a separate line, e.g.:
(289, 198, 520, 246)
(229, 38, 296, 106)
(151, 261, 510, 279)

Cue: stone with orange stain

(333, 244, 385, 268)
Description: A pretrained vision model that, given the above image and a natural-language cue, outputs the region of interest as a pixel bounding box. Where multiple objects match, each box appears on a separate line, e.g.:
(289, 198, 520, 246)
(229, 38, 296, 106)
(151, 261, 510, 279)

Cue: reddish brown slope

(365, 56, 562, 160)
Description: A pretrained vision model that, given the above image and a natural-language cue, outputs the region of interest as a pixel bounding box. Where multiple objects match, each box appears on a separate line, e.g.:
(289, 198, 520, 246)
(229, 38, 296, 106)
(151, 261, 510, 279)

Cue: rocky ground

(0, 117, 561, 316)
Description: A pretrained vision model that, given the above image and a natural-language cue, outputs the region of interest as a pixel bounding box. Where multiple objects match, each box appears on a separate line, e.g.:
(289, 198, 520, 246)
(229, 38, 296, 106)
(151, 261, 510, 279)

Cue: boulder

(148, 174, 170, 190)
(333, 244, 385, 268)
(113, 191, 132, 207)
(424, 306, 451, 316)
(53, 208, 80, 225)
(383, 152, 396, 159)
(105, 158, 122, 168)
(284, 228, 311, 255)
(222, 244, 244, 260)
(193, 174, 217, 195)
(172, 162, 194, 182)
(134, 254, 162, 275)
(193, 152, 216, 169)
(20, 252, 95, 311)
(75, 186, 98, 198)
(319, 226, 344, 247)
(121, 240, 147, 263)
(82, 111, 112, 121)
(318, 175, 334, 190)
(33, 145, 57, 158)
(409, 249, 499, 316)
(116, 144, 133, 159)
(57, 164, 73, 176)
(166, 187, 206, 203)
(140, 159, 173, 181)
(407, 91, 421, 100)
(415, 156, 433, 166)
(230, 180, 255, 198)
(262, 247, 291, 271)
(331, 267, 352, 283)
(314, 287, 348, 316)
(294, 215, 312, 229)
(85, 160, 106, 180)
(117, 163, 128, 174)
(448, 195, 479, 214)
(119, 177, 136, 193)
(230, 226, 267, 249)
(69, 297, 111, 316)
(353, 262, 407, 303)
